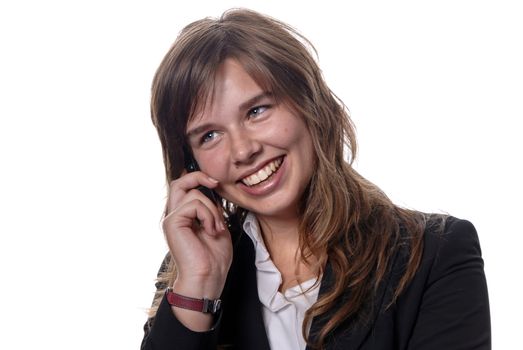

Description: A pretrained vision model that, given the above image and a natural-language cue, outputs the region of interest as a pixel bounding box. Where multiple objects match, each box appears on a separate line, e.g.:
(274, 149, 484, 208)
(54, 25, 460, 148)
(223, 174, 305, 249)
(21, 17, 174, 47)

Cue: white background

(1, 0, 521, 349)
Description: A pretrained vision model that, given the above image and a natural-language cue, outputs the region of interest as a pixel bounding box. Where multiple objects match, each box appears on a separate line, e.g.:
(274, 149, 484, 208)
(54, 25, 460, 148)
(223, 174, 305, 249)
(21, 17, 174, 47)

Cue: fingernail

(208, 176, 218, 183)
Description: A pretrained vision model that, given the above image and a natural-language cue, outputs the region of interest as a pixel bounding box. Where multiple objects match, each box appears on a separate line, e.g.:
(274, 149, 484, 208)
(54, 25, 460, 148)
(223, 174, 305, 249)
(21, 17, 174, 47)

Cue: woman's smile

(240, 156, 283, 187)
(237, 156, 286, 197)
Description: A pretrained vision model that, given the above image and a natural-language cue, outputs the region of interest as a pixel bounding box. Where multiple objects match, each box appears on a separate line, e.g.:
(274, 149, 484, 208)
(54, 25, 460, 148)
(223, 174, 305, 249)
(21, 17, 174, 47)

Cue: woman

(141, 9, 490, 350)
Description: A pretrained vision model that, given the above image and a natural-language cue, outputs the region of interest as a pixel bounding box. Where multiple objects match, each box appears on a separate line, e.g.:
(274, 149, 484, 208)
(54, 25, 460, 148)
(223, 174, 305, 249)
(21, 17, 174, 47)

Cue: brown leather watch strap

(166, 288, 222, 314)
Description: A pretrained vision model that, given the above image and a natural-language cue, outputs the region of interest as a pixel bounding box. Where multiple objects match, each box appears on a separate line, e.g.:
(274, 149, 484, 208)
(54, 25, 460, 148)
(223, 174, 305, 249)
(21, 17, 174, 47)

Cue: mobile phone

(183, 147, 218, 203)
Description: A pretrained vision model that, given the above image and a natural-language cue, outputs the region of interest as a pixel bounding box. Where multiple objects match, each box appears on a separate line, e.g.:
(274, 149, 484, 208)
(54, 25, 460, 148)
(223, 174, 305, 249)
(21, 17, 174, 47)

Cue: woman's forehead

(187, 60, 265, 117)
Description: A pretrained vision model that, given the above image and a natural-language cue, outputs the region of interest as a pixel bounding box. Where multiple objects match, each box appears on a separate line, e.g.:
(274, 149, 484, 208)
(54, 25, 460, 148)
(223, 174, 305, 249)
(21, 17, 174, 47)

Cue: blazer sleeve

(407, 218, 491, 349)
(140, 257, 220, 350)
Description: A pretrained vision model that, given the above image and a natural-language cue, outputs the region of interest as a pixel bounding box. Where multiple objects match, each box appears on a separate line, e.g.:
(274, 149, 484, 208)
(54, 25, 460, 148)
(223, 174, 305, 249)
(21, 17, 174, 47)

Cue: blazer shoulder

(423, 215, 481, 257)
(420, 215, 484, 286)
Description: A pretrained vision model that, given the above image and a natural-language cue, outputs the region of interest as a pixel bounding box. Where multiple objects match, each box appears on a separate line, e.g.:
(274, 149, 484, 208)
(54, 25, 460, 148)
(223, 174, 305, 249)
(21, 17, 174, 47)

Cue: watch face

(205, 299, 221, 314)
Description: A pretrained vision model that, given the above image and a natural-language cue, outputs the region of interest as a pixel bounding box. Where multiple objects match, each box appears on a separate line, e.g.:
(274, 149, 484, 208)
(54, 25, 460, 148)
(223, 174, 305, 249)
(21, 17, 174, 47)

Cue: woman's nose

(230, 130, 262, 166)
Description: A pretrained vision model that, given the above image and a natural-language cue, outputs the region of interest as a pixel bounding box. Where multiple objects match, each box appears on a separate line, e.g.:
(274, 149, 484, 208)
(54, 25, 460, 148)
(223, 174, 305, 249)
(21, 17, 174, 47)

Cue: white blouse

(243, 213, 321, 350)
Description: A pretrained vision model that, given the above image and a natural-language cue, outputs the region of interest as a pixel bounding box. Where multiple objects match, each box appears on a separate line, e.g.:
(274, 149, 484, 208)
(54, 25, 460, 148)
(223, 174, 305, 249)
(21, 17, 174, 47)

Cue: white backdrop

(0, 1, 521, 349)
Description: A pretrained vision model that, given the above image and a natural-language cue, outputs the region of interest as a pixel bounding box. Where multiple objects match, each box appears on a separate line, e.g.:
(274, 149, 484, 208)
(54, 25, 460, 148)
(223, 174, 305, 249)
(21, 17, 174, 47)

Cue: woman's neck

(257, 214, 300, 250)
(256, 214, 320, 292)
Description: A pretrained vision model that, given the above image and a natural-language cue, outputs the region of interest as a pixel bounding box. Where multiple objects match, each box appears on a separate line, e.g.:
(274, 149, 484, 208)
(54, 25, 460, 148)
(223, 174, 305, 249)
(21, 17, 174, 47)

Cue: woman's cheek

(199, 152, 229, 181)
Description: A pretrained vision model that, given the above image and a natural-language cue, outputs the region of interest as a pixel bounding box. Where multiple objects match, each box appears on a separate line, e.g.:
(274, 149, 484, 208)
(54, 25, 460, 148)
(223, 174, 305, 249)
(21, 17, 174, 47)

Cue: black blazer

(141, 217, 490, 349)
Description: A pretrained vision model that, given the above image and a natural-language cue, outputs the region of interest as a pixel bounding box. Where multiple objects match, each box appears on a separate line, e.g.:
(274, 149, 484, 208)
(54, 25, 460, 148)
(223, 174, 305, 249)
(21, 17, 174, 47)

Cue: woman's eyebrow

(186, 123, 218, 139)
(238, 92, 273, 112)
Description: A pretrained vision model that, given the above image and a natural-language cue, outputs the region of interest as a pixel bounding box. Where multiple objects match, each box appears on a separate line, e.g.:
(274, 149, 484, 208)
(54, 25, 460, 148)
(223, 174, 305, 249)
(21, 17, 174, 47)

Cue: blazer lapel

(223, 232, 271, 350)
(308, 247, 400, 349)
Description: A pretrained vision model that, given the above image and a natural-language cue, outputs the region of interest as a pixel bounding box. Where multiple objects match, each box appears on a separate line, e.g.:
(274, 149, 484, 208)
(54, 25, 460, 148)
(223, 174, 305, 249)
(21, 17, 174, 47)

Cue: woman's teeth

(242, 158, 283, 186)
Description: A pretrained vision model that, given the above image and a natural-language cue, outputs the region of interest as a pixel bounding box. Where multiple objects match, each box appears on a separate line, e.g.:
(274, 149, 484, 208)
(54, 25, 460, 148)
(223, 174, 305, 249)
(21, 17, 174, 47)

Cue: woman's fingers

(163, 198, 219, 236)
(164, 171, 225, 235)
(177, 189, 225, 232)
(166, 172, 219, 214)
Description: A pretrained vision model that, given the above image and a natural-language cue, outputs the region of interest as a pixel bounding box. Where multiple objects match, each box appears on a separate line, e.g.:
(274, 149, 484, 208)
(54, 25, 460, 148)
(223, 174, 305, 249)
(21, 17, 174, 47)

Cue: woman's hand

(162, 172, 232, 330)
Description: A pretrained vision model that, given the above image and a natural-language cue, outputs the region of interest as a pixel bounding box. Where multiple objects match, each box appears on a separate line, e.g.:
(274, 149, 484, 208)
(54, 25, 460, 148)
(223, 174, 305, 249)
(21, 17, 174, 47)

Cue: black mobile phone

(183, 147, 218, 203)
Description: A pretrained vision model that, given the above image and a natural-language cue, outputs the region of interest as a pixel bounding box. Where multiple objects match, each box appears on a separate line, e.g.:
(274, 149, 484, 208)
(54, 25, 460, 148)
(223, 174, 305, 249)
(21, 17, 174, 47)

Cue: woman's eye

(248, 105, 269, 117)
(201, 131, 217, 144)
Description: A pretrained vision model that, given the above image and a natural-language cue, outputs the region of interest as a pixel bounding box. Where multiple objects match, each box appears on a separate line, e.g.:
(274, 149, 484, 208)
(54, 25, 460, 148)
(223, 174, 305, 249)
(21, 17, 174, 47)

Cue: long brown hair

(150, 8, 429, 349)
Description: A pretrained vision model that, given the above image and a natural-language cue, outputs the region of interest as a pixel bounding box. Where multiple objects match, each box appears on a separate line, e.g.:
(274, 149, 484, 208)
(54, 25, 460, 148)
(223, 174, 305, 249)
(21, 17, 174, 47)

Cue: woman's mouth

(241, 157, 283, 186)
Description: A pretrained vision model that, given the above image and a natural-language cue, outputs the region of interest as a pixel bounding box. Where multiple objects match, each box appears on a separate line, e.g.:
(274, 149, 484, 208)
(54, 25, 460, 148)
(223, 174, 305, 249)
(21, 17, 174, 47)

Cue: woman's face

(186, 59, 315, 221)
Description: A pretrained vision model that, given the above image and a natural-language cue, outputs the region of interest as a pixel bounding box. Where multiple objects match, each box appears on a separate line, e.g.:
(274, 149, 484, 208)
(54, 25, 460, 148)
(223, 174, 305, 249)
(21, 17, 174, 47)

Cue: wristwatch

(166, 288, 222, 314)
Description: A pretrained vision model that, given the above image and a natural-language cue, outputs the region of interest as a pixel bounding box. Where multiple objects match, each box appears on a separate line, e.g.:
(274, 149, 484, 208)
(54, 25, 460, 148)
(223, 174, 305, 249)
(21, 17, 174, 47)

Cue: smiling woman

(141, 8, 490, 350)
(187, 59, 315, 221)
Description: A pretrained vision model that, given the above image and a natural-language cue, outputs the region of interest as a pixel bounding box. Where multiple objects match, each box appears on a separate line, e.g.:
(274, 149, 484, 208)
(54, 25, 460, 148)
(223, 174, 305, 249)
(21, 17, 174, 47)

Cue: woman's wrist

(172, 277, 223, 300)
